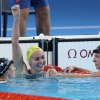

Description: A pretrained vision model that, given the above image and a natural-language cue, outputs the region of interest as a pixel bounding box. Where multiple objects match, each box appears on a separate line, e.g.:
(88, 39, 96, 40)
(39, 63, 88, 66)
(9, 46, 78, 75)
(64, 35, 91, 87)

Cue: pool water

(0, 76, 100, 100)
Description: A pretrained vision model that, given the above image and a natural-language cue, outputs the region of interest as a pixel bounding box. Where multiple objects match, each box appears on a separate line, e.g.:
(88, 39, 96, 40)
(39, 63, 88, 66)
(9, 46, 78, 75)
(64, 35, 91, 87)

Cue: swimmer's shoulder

(90, 71, 100, 77)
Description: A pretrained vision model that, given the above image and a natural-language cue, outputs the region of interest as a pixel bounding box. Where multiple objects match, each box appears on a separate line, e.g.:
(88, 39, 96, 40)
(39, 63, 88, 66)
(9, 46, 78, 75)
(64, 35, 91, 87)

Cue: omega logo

(68, 49, 93, 58)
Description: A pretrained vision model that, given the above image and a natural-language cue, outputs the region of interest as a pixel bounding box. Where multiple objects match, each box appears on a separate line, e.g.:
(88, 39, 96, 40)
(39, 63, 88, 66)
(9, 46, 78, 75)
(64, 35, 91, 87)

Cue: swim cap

(93, 45, 100, 53)
(27, 46, 42, 61)
(0, 58, 13, 77)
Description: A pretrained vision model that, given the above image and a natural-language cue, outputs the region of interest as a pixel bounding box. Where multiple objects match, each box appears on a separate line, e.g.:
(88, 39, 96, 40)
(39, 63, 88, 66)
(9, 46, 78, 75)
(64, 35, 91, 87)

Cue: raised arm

(11, 5, 23, 74)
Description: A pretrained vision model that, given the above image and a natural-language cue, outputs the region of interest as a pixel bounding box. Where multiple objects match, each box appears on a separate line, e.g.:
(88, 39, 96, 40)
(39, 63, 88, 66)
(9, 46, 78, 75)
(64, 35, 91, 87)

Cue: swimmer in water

(46, 45, 100, 78)
(0, 58, 16, 82)
(11, 5, 53, 79)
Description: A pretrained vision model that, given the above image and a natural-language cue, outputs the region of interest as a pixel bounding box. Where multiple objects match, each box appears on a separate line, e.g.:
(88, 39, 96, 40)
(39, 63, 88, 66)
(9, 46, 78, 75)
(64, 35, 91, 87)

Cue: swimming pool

(0, 77, 100, 100)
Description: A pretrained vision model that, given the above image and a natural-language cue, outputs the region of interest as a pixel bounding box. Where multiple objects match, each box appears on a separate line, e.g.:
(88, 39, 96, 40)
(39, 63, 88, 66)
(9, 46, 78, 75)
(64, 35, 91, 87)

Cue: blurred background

(1, 0, 100, 36)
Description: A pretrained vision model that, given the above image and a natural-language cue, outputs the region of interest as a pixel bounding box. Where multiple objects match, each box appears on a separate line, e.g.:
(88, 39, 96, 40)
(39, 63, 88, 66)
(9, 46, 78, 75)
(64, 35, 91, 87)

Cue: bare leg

(34, 6, 50, 36)
(19, 8, 29, 37)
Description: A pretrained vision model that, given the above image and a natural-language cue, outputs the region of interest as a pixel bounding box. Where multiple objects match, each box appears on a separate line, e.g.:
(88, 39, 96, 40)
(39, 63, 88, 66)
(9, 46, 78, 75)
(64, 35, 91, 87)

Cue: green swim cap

(27, 46, 42, 61)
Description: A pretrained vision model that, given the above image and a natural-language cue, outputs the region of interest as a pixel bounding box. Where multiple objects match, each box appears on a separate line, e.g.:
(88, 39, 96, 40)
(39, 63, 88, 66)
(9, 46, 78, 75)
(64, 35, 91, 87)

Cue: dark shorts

(30, 0, 49, 7)
(7, 0, 49, 9)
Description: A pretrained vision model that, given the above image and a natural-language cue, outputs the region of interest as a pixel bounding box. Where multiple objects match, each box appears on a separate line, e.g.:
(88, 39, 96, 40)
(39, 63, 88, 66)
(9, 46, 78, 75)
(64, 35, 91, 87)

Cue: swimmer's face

(8, 64, 16, 78)
(29, 50, 46, 72)
(93, 53, 100, 70)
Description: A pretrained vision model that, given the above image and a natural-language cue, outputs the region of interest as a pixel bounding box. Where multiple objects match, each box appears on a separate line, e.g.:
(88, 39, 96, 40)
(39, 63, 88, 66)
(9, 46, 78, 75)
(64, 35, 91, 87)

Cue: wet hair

(93, 45, 100, 53)
(0, 58, 13, 77)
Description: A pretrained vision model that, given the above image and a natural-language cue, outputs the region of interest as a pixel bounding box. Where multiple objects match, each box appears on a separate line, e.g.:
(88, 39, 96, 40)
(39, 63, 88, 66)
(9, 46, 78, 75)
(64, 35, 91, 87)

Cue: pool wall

(0, 35, 99, 70)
